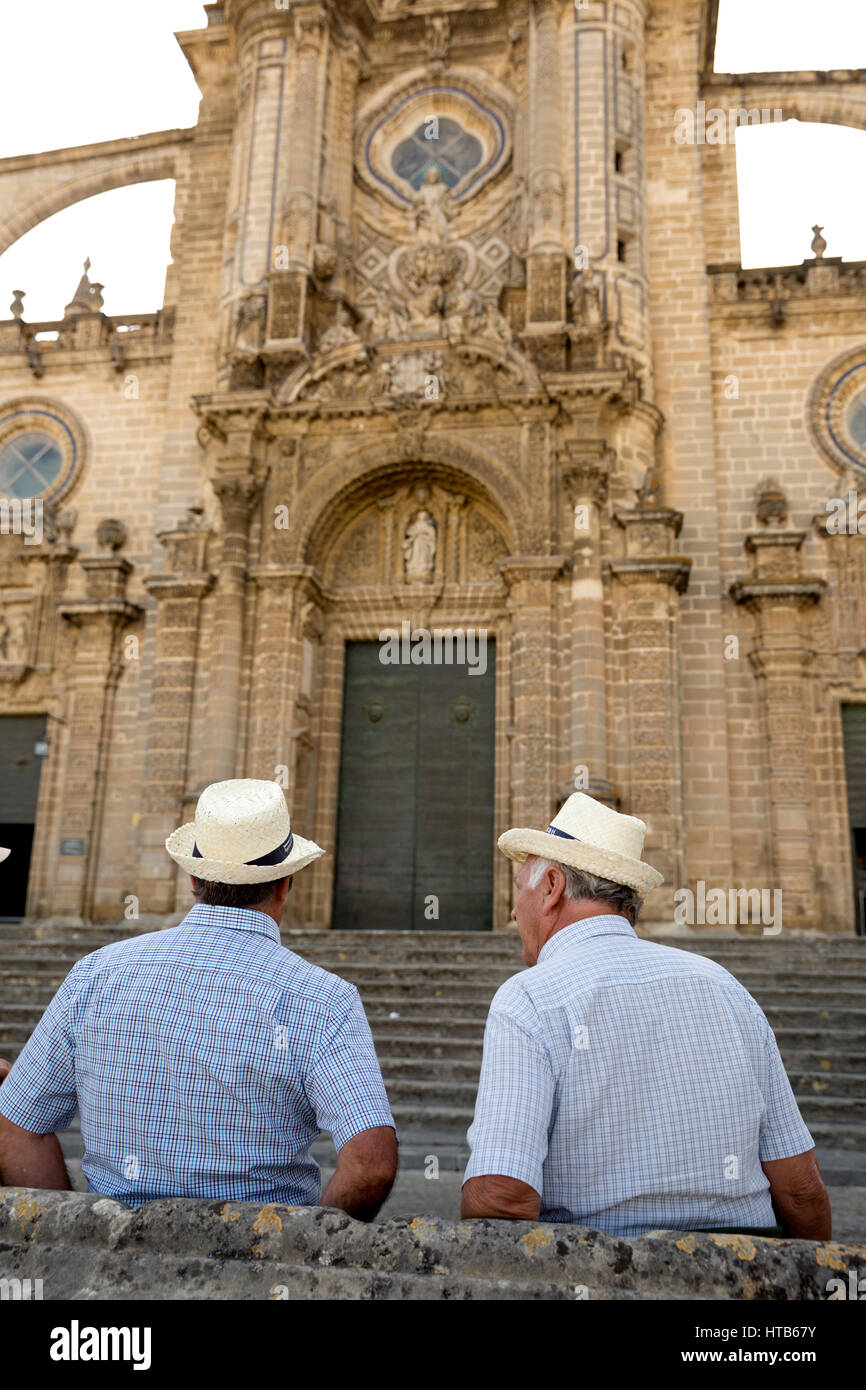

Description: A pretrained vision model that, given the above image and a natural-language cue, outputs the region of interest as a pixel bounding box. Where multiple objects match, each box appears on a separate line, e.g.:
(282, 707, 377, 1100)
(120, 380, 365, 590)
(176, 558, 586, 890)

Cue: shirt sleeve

(756, 1007, 815, 1162)
(305, 986, 396, 1152)
(463, 1005, 556, 1196)
(0, 968, 81, 1134)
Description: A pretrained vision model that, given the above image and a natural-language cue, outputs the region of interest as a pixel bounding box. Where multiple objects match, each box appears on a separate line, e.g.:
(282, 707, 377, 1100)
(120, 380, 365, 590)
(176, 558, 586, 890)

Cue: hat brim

(165, 821, 325, 884)
(498, 828, 663, 896)
(0, 847, 10, 864)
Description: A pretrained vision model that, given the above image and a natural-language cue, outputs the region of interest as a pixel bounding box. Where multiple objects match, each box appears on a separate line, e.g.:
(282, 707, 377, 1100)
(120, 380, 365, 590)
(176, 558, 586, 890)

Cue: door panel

(332, 641, 495, 930)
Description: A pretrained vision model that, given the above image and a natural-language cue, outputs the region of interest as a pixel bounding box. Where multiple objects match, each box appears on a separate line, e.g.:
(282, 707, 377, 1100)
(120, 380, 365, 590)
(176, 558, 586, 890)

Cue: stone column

(55, 524, 142, 921)
(609, 505, 691, 917)
(268, 5, 328, 345)
(562, 440, 615, 804)
(732, 529, 825, 931)
(207, 473, 264, 782)
(500, 557, 566, 835)
(247, 564, 323, 783)
(524, 0, 567, 368)
(138, 524, 213, 914)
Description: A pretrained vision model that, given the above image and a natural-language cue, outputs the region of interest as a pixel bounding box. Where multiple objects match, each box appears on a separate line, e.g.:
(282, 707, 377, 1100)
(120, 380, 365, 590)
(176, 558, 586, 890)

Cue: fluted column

(55, 528, 142, 920)
(610, 506, 691, 916)
(206, 473, 264, 782)
(268, 5, 328, 344)
(732, 529, 826, 930)
(525, 0, 567, 368)
(562, 440, 615, 804)
(500, 556, 566, 841)
(138, 524, 213, 913)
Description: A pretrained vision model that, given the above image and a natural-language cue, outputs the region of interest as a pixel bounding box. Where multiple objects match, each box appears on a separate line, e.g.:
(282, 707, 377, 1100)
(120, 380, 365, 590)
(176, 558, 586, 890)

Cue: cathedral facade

(0, 0, 864, 934)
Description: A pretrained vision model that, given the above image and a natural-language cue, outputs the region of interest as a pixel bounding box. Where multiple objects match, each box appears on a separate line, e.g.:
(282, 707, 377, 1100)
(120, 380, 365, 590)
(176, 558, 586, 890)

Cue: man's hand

(0, 1058, 12, 1084)
(461, 1174, 541, 1221)
(320, 1125, 397, 1222)
(762, 1148, 831, 1240)
(0, 1113, 72, 1191)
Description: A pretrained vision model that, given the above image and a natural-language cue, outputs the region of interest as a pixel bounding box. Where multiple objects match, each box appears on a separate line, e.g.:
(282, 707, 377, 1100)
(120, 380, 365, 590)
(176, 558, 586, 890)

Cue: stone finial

(10, 290, 25, 320)
(810, 224, 827, 259)
(636, 466, 661, 506)
(755, 479, 788, 527)
(96, 518, 128, 552)
(64, 258, 104, 319)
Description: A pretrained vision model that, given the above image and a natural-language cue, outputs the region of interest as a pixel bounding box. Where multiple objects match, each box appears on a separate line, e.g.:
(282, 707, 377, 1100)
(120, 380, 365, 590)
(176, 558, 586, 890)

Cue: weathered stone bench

(1, 1187, 862, 1300)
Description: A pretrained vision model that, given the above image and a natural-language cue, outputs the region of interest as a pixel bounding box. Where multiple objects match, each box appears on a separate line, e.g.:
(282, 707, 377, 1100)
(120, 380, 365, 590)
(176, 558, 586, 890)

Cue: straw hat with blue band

(497, 791, 663, 896)
(165, 778, 324, 884)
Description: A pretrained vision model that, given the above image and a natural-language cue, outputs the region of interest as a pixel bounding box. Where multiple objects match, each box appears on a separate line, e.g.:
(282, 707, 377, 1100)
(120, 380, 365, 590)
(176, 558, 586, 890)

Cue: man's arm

(461, 1173, 540, 1221)
(761, 1149, 831, 1241)
(461, 1003, 555, 1221)
(0, 1113, 71, 1191)
(305, 988, 398, 1221)
(0, 974, 80, 1192)
(321, 1125, 397, 1221)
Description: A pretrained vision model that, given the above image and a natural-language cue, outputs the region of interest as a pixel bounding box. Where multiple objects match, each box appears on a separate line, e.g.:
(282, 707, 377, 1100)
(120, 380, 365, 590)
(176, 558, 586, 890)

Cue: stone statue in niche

(410, 168, 455, 246)
(403, 509, 437, 582)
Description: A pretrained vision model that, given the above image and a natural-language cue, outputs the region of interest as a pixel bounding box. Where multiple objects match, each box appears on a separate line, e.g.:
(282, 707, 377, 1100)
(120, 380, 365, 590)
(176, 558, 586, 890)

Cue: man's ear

(543, 865, 567, 913)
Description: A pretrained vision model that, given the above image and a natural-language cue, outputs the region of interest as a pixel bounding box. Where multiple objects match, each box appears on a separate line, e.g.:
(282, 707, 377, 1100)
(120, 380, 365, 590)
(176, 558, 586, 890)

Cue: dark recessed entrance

(842, 705, 866, 936)
(333, 639, 496, 930)
(0, 714, 47, 921)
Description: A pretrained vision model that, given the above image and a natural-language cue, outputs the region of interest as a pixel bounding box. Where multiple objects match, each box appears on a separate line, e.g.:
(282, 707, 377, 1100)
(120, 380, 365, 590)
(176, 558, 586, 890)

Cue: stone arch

(294, 434, 530, 568)
(0, 136, 190, 258)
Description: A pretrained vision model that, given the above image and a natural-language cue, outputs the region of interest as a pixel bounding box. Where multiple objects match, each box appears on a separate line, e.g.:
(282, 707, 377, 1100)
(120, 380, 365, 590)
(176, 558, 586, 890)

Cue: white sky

(0, 0, 865, 318)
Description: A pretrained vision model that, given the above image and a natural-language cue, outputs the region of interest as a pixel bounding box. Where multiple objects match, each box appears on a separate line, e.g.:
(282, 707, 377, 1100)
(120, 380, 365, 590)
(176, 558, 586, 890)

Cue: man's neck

(541, 900, 626, 950)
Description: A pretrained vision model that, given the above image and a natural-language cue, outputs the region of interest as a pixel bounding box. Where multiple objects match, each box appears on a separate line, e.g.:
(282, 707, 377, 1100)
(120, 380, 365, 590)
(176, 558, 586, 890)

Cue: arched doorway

(298, 463, 515, 931)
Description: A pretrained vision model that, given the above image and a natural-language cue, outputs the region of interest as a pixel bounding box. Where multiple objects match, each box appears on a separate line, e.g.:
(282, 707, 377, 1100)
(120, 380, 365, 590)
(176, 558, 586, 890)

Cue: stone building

(0, 0, 864, 935)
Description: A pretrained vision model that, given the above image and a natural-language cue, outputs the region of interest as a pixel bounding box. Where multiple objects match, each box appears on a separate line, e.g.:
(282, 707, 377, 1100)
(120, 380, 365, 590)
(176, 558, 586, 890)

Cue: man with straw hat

(461, 792, 830, 1240)
(0, 780, 397, 1218)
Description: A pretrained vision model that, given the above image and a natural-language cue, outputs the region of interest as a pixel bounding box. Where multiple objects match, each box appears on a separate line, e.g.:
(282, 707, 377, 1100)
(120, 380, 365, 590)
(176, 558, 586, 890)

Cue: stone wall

(0, 1187, 862, 1300)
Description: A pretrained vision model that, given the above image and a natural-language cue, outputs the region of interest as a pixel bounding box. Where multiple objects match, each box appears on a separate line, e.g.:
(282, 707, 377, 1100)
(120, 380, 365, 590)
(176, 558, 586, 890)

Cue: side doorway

(0, 714, 48, 921)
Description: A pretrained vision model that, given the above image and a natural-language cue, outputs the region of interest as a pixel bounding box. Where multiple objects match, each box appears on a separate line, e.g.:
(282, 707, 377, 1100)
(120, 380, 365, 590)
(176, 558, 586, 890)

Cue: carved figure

(403, 509, 437, 581)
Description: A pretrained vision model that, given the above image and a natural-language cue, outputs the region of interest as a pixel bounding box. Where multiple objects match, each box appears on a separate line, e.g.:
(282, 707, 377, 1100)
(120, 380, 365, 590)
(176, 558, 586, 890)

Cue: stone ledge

(0, 1188, 862, 1301)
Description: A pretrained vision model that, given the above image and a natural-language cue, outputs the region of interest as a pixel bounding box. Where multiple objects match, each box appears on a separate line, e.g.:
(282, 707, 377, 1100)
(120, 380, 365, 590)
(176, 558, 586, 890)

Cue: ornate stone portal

(0, 1, 863, 933)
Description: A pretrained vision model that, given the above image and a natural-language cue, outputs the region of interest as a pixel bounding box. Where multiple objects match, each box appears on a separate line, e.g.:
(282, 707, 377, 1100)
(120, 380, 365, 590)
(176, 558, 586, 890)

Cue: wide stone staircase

(1, 924, 865, 1172)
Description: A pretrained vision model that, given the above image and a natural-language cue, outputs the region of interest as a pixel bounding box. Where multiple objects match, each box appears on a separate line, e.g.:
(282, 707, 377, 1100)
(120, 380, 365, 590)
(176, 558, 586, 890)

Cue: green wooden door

(333, 641, 496, 930)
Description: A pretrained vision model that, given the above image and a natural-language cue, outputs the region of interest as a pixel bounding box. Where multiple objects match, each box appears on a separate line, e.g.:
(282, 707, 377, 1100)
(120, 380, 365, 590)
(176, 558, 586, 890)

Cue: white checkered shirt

(463, 915, 814, 1235)
(0, 904, 396, 1207)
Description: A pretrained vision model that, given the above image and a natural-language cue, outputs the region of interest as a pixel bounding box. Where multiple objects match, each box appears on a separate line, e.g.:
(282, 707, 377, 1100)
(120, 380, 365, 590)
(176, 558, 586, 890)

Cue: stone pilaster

(499, 556, 566, 837)
(138, 524, 214, 913)
(247, 563, 323, 783)
(562, 440, 615, 805)
(609, 505, 691, 915)
(206, 473, 264, 783)
(524, 0, 567, 369)
(55, 532, 142, 920)
(731, 529, 826, 930)
(267, 5, 329, 346)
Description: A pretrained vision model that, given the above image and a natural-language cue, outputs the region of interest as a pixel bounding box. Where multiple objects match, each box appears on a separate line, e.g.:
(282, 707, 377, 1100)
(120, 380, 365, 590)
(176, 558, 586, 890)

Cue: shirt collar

(181, 901, 282, 944)
(537, 913, 636, 965)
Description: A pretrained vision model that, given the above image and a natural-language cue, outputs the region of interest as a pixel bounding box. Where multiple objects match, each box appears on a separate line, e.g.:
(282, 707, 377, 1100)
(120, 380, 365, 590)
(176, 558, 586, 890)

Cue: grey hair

(527, 856, 642, 925)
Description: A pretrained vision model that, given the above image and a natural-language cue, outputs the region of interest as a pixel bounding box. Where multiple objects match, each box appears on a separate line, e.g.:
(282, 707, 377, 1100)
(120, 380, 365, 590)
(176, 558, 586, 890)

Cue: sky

(0, 0, 865, 318)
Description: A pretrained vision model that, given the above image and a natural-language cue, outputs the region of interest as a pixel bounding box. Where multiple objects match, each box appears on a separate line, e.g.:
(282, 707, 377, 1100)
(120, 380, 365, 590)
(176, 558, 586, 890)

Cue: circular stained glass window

(391, 117, 483, 191)
(845, 391, 866, 451)
(0, 431, 65, 499)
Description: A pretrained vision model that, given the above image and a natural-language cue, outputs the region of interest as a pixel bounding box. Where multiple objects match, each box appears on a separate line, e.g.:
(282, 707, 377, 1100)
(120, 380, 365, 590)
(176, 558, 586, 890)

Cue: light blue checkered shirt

(0, 904, 395, 1207)
(463, 916, 814, 1236)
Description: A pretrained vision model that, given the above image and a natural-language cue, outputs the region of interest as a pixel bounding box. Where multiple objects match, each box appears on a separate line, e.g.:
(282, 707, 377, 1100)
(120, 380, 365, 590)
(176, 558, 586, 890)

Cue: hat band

(546, 825, 579, 841)
(191, 829, 294, 867)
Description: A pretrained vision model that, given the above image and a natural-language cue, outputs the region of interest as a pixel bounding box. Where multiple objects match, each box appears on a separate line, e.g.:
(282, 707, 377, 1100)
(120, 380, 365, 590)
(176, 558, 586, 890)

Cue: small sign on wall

(60, 839, 85, 856)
